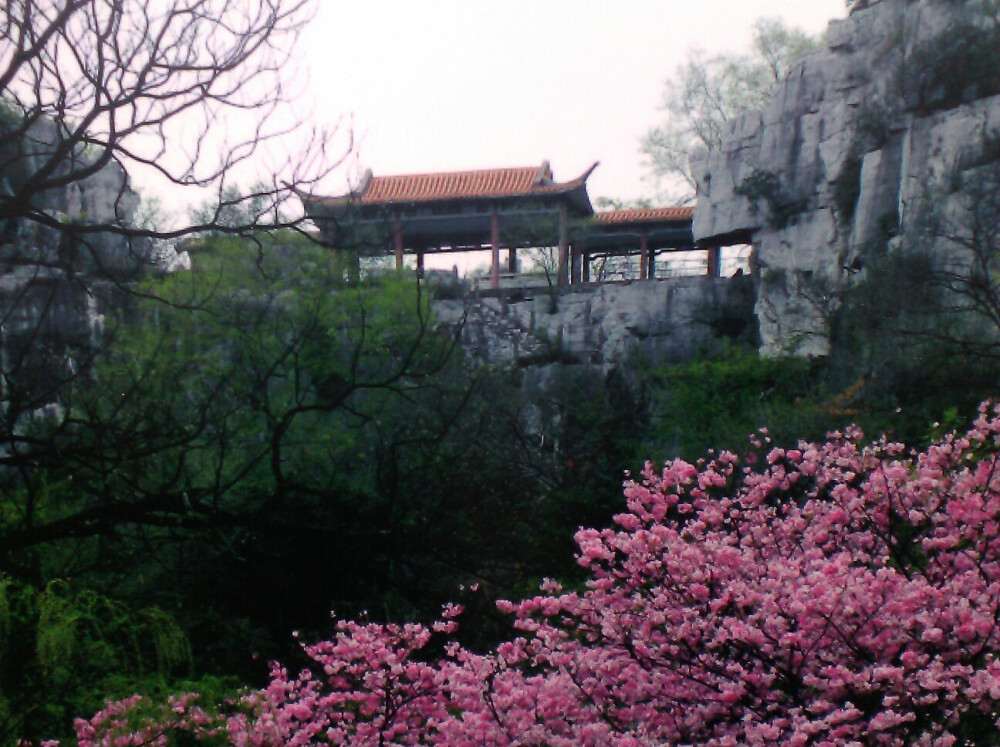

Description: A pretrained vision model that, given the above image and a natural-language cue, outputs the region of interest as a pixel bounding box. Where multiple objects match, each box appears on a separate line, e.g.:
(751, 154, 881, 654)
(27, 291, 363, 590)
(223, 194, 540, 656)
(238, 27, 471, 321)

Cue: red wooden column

(639, 230, 650, 280)
(394, 217, 404, 273)
(491, 208, 501, 290)
(557, 203, 569, 286)
(508, 248, 518, 275)
(706, 246, 722, 277)
(582, 252, 590, 283)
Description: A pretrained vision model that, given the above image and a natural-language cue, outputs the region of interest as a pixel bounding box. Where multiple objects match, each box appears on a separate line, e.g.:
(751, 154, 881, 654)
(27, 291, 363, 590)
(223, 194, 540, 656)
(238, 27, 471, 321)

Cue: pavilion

(302, 162, 721, 288)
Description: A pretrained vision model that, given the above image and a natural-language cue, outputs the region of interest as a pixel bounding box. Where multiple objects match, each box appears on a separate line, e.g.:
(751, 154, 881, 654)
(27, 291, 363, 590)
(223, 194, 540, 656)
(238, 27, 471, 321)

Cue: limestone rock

(692, 0, 1000, 355)
(434, 275, 755, 372)
(1, 116, 149, 278)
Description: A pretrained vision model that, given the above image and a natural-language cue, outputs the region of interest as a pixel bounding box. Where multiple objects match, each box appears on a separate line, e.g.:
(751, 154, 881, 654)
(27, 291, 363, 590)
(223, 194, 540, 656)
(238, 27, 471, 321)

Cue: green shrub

(0, 576, 202, 743)
(735, 169, 809, 230)
(906, 14, 1000, 113)
(643, 349, 830, 460)
(832, 153, 864, 225)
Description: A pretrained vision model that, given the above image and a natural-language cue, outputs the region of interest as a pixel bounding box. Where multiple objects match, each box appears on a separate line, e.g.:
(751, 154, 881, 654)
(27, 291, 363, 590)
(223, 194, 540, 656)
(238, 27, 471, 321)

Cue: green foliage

(832, 154, 863, 225)
(644, 255, 1000, 459)
(0, 98, 24, 132)
(13, 156, 1000, 741)
(3, 230, 658, 724)
(697, 273, 759, 345)
(643, 348, 829, 459)
(0, 98, 32, 208)
(0, 233, 471, 734)
(593, 197, 655, 210)
(855, 102, 891, 151)
(0, 575, 197, 743)
(751, 17, 820, 82)
(643, 18, 820, 200)
(735, 169, 809, 230)
(188, 183, 286, 232)
(824, 248, 1000, 440)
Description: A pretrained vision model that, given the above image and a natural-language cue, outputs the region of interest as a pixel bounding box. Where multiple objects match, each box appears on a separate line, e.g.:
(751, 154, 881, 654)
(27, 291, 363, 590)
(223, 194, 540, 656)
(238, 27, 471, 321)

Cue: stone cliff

(0, 117, 154, 415)
(0, 117, 147, 276)
(692, 0, 1000, 355)
(434, 275, 755, 372)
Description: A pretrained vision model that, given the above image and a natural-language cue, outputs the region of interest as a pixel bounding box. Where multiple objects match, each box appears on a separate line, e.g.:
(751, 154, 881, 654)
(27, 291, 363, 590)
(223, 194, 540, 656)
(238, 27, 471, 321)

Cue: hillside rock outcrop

(0, 117, 153, 416)
(0, 117, 148, 277)
(692, 0, 1000, 355)
(434, 274, 755, 371)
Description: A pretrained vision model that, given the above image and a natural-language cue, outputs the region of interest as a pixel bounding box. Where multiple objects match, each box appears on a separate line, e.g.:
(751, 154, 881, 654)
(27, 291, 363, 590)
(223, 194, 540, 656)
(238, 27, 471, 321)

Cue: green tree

(0, 4, 348, 630)
(0, 572, 240, 743)
(0, 234, 472, 732)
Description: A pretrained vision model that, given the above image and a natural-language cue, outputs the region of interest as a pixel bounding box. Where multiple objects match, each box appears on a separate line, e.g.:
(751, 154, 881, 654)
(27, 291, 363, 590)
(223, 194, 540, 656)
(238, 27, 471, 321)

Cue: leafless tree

(0, 0, 342, 250)
(0, 0, 349, 441)
(642, 19, 819, 203)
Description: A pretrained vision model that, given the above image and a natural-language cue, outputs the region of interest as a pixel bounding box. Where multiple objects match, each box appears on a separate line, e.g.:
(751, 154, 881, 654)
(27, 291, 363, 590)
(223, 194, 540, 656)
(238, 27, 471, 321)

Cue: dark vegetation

(645, 254, 1000, 463)
(904, 8, 1000, 114)
(0, 232, 651, 741)
(7, 132, 1000, 746)
(8, 219, 1000, 741)
(832, 103, 891, 227)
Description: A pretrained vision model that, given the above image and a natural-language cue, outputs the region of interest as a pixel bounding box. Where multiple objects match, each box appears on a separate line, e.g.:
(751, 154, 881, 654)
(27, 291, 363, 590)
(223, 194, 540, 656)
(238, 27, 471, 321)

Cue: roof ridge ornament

(352, 168, 373, 199)
(535, 160, 553, 187)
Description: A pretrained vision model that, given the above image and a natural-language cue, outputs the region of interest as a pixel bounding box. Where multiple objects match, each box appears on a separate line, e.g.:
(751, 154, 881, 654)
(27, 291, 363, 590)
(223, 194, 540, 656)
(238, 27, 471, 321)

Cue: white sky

(300, 1, 847, 205)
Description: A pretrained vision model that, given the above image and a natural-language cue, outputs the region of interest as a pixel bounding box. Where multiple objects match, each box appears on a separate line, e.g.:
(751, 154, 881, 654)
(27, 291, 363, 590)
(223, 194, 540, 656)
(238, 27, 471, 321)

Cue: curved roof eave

(302, 161, 599, 217)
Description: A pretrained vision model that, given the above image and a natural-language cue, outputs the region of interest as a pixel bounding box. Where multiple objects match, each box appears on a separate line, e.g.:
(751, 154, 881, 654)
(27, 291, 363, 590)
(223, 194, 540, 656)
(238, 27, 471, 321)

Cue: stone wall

(434, 274, 755, 371)
(692, 0, 1000, 355)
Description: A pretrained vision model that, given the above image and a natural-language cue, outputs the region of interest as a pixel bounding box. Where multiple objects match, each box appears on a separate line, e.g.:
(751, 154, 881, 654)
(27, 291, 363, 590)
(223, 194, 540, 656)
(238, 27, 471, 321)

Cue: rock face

(0, 118, 150, 416)
(434, 275, 755, 371)
(692, 0, 1000, 355)
(1, 117, 147, 278)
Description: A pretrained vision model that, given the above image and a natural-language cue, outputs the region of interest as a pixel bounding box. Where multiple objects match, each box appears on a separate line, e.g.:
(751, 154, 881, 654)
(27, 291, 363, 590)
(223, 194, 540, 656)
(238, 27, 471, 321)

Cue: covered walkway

(303, 162, 723, 287)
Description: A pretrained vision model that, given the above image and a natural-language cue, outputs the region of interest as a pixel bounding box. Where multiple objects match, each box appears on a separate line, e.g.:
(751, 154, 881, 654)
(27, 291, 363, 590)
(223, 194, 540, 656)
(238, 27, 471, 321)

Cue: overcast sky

(300, 1, 847, 205)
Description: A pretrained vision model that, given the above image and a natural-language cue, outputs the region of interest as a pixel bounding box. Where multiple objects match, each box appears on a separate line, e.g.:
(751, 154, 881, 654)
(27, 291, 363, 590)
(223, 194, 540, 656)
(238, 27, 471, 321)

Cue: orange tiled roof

(594, 206, 694, 224)
(364, 165, 545, 203)
(309, 161, 597, 207)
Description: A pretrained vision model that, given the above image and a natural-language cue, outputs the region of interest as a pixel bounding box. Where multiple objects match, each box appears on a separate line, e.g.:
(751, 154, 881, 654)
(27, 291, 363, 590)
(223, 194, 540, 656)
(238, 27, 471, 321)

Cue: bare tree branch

(0, 0, 345, 243)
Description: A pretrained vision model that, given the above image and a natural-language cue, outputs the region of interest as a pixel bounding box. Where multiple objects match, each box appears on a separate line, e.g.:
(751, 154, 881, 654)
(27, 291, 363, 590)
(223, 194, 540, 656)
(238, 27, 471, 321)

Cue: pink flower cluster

(59, 403, 1000, 744)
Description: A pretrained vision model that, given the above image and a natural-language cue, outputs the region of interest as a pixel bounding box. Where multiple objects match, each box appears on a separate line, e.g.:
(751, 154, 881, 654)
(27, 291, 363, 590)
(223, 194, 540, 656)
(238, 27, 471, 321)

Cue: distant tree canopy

(642, 18, 820, 202)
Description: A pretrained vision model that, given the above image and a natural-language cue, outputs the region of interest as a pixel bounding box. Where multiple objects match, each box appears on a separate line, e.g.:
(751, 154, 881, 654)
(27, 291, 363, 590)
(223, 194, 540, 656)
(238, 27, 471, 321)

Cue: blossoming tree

(57, 404, 1000, 745)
